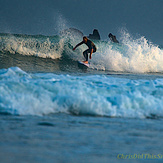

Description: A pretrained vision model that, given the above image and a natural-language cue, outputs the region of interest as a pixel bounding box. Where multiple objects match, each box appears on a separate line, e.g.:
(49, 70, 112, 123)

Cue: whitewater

(0, 66, 163, 118)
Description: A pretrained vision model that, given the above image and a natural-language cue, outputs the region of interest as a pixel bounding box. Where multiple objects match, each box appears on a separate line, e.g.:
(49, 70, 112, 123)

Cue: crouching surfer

(73, 36, 97, 64)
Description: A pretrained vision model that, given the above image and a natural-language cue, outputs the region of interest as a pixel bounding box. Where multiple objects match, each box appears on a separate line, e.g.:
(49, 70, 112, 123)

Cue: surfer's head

(108, 33, 113, 38)
(83, 36, 88, 43)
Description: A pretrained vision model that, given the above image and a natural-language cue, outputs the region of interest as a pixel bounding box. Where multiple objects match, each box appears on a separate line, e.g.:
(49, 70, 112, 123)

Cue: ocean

(0, 31, 163, 163)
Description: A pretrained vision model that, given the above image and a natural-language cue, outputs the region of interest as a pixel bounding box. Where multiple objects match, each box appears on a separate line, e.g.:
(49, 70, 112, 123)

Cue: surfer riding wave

(73, 36, 97, 64)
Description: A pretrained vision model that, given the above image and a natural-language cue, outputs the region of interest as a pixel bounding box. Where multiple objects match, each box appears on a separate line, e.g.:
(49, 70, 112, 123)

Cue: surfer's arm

(73, 41, 84, 50)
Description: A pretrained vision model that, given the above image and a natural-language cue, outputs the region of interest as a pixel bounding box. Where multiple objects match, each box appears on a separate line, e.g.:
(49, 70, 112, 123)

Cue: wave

(0, 67, 163, 118)
(0, 30, 163, 73)
(0, 33, 64, 59)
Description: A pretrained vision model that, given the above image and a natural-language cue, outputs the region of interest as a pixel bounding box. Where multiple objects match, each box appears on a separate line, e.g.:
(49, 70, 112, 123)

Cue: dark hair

(108, 33, 113, 38)
(83, 36, 88, 39)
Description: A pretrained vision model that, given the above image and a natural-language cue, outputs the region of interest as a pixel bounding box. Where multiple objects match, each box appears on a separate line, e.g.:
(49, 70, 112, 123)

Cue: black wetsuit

(76, 39, 97, 61)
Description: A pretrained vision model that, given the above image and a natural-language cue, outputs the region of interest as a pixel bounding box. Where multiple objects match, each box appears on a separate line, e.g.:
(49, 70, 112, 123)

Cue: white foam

(0, 67, 163, 118)
(0, 35, 63, 59)
(89, 31, 163, 73)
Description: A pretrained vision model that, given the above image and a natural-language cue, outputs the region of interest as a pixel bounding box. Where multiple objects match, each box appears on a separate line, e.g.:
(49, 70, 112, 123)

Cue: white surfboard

(78, 61, 90, 68)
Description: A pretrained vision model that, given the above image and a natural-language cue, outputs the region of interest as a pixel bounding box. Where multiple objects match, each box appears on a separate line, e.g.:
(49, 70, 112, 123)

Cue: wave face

(0, 31, 163, 73)
(0, 67, 163, 118)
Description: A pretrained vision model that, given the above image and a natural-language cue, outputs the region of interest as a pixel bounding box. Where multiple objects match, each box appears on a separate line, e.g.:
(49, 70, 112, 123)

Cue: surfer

(88, 29, 101, 40)
(73, 36, 97, 64)
(108, 33, 119, 43)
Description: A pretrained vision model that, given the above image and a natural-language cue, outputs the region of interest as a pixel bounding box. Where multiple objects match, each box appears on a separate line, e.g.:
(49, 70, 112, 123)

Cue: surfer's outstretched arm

(73, 41, 84, 50)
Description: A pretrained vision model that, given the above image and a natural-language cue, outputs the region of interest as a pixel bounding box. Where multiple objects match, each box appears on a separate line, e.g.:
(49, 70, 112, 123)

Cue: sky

(0, 0, 162, 45)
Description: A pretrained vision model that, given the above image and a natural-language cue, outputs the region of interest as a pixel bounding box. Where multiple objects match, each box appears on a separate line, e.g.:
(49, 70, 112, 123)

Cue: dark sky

(0, 0, 162, 45)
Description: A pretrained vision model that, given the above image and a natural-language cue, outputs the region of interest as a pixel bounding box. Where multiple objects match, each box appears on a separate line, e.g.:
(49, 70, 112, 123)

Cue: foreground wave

(0, 32, 163, 73)
(0, 67, 163, 118)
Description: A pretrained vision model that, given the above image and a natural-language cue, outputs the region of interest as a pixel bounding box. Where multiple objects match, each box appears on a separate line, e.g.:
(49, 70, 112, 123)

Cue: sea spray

(91, 31, 163, 73)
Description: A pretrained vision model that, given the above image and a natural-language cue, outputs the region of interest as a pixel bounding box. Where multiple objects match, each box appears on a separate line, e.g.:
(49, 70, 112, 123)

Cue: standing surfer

(73, 36, 97, 64)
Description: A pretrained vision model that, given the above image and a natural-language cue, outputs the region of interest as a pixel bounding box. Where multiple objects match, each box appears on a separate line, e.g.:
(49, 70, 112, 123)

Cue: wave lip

(0, 67, 163, 119)
(0, 33, 63, 59)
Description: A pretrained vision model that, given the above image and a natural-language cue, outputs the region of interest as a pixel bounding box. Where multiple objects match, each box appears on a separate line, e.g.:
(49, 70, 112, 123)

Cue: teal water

(1, 114, 163, 163)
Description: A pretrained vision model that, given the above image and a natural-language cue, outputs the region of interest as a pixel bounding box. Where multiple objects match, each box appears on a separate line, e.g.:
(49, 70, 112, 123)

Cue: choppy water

(0, 31, 163, 162)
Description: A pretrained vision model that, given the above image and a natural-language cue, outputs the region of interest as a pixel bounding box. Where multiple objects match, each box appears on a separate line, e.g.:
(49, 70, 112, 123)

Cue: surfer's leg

(83, 49, 89, 61)
(93, 46, 96, 53)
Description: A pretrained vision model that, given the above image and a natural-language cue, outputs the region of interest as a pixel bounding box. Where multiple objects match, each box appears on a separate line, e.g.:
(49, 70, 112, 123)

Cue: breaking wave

(0, 67, 163, 118)
(0, 30, 163, 73)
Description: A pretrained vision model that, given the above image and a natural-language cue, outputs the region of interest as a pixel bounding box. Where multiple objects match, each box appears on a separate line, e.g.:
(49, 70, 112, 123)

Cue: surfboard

(78, 61, 90, 68)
